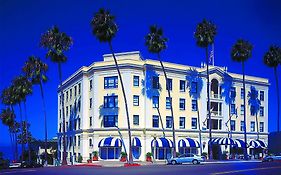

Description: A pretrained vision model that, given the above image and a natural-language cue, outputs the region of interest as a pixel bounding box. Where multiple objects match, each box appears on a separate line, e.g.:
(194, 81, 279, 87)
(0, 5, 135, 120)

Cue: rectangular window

(59, 110, 61, 119)
(179, 117, 185, 129)
(260, 122, 264, 132)
(70, 89, 72, 100)
(241, 88, 244, 99)
(231, 104, 236, 114)
(66, 122, 68, 131)
(66, 106, 68, 116)
(240, 105, 245, 115)
(104, 115, 118, 127)
(152, 96, 159, 108)
(133, 115, 139, 125)
(166, 78, 172, 90)
(260, 106, 264, 116)
(230, 87, 236, 98)
(192, 100, 197, 111)
(89, 116, 92, 127)
(133, 95, 139, 106)
(166, 97, 172, 109)
(152, 76, 159, 89)
(70, 105, 72, 115)
(180, 80, 185, 92)
(179, 98, 185, 110)
(78, 136, 80, 146)
(251, 121, 255, 132)
(104, 95, 118, 108)
(66, 91, 69, 102)
(89, 98, 92, 109)
(260, 91, 264, 101)
(90, 80, 93, 90)
(230, 120, 235, 131)
(152, 115, 159, 128)
(166, 116, 172, 128)
(191, 82, 197, 93)
(104, 76, 118, 89)
(192, 118, 197, 129)
(74, 86, 77, 97)
(133, 76, 139, 87)
(240, 121, 245, 131)
(78, 83, 81, 95)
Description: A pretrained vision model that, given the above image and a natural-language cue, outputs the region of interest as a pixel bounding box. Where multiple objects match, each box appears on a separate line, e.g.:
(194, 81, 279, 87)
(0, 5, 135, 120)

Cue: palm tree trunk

(274, 67, 280, 132)
(23, 101, 31, 162)
(58, 62, 67, 165)
(18, 103, 24, 162)
(206, 47, 213, 160)
(157, 107, 165, 137)
(116, 126, 128, 162)
(9, 129, 15, 160)
(109, 41, 133, 164)
(197, 101, 202, 155)
(157, 52, 176, 158)
(39, 81, 48, 165)
(256, 113, 259, 139)
(242, 61, 248, 160)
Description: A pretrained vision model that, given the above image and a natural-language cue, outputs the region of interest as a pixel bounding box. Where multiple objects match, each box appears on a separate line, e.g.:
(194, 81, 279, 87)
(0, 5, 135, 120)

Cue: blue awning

(249, 140, 267, 148)
(234, 139, 247, 148)
(151, 137, 174, 148)
(98, 137, 122, 147)
(132, 137, 142, 147)
(178, 138, 200, 148)
(210, 138, 236, 145)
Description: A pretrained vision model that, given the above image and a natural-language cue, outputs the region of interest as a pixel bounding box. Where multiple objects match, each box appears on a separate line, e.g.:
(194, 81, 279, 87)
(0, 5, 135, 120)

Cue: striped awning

(151, 137, 174, 148)
(211, 138, 236, 145)
(132, 137, 142, 147)
(249, 140, 267, 148)
(178, 138, 200, 148)
(98, 137, 122, 147)
(234, 139, 247, 148)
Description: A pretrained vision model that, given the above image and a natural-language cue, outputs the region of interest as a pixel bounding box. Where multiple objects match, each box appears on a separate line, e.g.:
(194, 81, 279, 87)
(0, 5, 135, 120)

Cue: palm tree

(0, 108, 15, 159)
(145, 25, 177, 158)
(40, 26, 73, 165)
(263, 46, 281, 132)
(247, 86, 261, 139)
(231, 39, 253, 160)
(91, 8, 133, 163)
(23, 56, 49, 163)
(12, 76, 32, 161)
(186, 68, 204, 155)
(194, 19, 217, 159)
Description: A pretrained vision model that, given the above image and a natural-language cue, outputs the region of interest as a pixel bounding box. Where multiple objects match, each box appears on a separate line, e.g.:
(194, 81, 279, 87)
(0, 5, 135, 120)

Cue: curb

(202, 160, 262, 164)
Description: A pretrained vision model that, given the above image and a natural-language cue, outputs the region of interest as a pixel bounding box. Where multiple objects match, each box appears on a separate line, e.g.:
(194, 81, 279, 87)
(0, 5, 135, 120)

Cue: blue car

(168, 153, 205, 165)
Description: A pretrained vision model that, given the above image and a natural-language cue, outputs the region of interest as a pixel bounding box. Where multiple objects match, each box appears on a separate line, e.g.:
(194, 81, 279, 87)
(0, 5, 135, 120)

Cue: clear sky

(0, 0, 281, 146)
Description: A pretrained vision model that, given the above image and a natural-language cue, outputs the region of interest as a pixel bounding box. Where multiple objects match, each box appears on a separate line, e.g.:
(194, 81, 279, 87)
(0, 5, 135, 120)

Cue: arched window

(211, 79, 219, 98)
(89, 138, 92, 147)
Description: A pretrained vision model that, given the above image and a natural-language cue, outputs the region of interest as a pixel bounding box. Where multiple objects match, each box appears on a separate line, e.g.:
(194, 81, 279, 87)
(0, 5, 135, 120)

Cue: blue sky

(0, 0, 281, 146)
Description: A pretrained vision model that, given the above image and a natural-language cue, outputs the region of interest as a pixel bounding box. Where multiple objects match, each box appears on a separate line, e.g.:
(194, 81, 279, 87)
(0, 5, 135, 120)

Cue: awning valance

(98, 137, 122, 147)
(234, 139, 247, 148)
(210, 138, 236, 145)
(151, 137, 174, 148)
(132, 137, 142, 147)
(249, 140, 267, 148)
(178, 138, 200, 148)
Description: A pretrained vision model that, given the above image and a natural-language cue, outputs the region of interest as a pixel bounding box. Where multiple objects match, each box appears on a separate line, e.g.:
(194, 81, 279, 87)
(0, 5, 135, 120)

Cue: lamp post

(153, 134, 157, 163)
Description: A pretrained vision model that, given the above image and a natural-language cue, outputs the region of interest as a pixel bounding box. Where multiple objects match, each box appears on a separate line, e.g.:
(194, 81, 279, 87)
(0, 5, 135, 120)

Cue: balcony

(211, 111, 222, 116)
(211, 93, 222, 99)
(99, 107, 119, 116)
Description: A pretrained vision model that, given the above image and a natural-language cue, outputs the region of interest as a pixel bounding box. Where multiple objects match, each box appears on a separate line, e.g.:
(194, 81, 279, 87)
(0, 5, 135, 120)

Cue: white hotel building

(57, 51, 269, 162)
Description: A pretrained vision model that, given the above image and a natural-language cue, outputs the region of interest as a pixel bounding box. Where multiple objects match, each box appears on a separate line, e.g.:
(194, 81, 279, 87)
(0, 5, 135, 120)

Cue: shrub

(78, 155, 83, 163)
(120, 152, 127, 157)
(146, 152, 152, 158)
(92, 151, 98, 157)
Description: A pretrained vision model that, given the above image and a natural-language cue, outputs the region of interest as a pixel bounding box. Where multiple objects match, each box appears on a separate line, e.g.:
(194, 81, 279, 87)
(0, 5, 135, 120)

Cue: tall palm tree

(194, 19, 217, 159)
(12, 76, 32, 161)
(231, 39, 253, 160)
(186, 68, 204, 155)
(145, 25, 177, 158)
(0, 108, 15, 159)
(23, 56, 49, 163)
(247, 86, 261, 139)
(91, 8, 134, 163)
(40, 26, 73, 165)
(263, 46, 281, 132)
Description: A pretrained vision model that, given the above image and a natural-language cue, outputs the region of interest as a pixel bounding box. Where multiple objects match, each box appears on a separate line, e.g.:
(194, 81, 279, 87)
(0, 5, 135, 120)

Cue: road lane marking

(0, 169, 36, 174)
(211, 166, 281, 175)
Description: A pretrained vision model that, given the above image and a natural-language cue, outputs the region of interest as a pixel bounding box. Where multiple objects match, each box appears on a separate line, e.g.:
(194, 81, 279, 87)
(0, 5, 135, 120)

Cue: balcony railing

(211, 111, 222, 116)
(211, 94, 221, 99)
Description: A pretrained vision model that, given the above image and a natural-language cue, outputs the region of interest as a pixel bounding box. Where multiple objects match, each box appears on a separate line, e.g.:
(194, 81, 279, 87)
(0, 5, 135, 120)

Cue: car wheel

(171, 160, 177, 165)
(192, 160, 198, 165)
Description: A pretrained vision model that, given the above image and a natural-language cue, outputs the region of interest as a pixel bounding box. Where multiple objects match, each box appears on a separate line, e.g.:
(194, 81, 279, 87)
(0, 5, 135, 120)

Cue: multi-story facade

(57, 51, 269, 162)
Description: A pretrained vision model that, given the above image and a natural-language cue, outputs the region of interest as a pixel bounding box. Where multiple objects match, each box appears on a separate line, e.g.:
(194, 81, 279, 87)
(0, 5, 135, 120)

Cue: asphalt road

(1, 162, 281, 175)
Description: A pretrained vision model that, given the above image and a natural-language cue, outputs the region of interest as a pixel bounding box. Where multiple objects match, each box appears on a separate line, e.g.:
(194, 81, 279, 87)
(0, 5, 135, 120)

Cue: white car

(9, 162, 21, 168)
(168, 153, 205, 165)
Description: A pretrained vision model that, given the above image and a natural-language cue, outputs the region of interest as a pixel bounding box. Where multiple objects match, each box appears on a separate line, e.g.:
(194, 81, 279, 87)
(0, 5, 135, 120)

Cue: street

(1, 162, 281, 175)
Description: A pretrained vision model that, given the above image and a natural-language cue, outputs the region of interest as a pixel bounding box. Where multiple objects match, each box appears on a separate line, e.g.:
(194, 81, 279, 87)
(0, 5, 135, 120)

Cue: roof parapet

(103, 51, 142, 61)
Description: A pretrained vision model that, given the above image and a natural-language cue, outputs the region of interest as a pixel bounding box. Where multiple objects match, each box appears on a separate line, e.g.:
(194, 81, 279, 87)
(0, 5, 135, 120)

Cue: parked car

(263, 154, 281, 162)
(9, 162, 21, 168)
(20, 161, 43, 168)
(168, 153, 205, 165)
